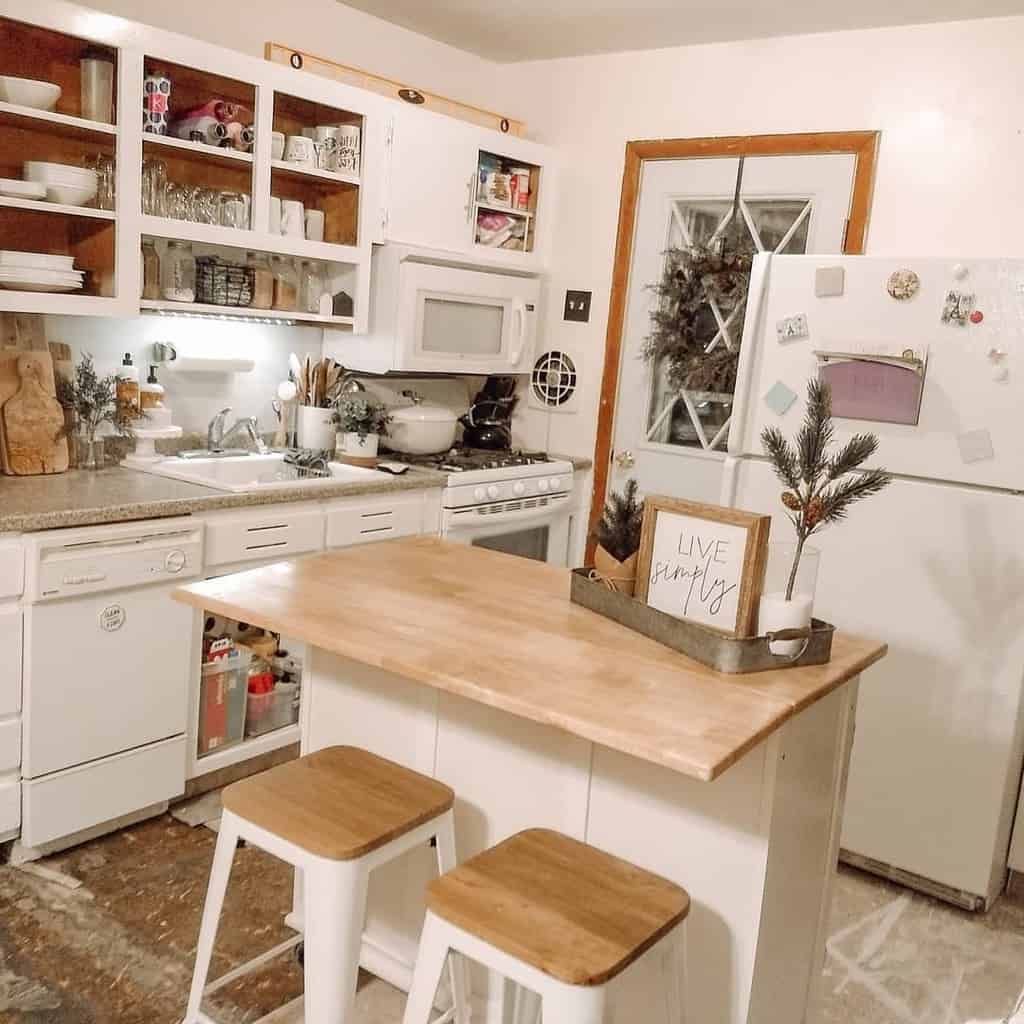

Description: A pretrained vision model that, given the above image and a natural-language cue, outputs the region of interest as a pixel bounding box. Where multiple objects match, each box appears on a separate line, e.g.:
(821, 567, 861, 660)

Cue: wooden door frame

(587, 130, 880, 560)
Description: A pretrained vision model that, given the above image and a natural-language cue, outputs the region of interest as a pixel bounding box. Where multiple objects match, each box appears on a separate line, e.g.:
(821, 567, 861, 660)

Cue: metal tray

(570, 569, 834, 674)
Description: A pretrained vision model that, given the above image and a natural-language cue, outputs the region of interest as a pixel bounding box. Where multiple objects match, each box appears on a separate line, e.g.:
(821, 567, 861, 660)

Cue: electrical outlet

(563, 290, 592, 323)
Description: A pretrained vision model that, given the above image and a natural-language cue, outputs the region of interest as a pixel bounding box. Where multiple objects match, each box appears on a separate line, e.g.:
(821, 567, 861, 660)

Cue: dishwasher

(19, 517, 203, 852)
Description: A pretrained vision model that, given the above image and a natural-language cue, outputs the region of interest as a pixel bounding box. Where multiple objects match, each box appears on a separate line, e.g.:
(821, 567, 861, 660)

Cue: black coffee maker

(459, 376, 518, 450)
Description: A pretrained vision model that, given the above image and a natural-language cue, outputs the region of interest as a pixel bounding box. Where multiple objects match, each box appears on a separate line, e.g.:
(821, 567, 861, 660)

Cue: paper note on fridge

(814, 346, 928, 426)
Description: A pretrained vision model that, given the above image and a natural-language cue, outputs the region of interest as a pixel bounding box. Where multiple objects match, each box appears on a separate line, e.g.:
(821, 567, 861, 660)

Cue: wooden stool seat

(426, 828, 690, 986)
(222, 745, 455, 861)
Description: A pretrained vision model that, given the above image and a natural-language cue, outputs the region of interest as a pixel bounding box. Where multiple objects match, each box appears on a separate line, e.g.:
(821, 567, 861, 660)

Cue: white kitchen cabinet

(202, 503, 325, 568)
(0, 775, 19, 840)
(0, 605, 22, 717)
(325, 490, 441, 548)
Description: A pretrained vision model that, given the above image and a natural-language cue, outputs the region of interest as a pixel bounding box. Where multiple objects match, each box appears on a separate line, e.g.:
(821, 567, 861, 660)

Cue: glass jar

(271, 255, 298, 312)
(141, 240, 161, 300)
(759, 542, 821, 656)
(161, 240, 195, 303)
(299, 260, 324, 314)
(248, 251, 274, 310)
(218, 190, 249, 230)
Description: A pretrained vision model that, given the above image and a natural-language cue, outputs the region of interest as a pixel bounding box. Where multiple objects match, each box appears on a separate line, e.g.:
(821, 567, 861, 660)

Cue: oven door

(396, 261, 538, 374)
(443, 495, 571, 565)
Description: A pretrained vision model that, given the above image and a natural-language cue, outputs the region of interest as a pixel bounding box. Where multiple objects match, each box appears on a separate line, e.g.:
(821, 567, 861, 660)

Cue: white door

(609, 154, 856, 504)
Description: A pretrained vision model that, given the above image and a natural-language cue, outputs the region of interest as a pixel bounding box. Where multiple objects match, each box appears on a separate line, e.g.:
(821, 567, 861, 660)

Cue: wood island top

(174, 538, 886, 782)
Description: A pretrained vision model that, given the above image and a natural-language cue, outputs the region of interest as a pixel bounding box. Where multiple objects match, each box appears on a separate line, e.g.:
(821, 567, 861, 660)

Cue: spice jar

(141, 240, 161, 300)
(247, 251, 273, 309)
(161, 240, 195, 303)
(271, 255, 298, 312)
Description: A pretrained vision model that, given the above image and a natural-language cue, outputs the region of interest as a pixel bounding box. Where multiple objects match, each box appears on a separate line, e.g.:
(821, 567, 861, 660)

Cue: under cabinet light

(142, 308, 299, 327)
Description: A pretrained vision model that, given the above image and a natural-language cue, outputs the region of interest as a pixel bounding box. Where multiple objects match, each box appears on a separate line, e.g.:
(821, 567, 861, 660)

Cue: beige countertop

(0, 465, 446, 534)
(173, 537, 887, 782)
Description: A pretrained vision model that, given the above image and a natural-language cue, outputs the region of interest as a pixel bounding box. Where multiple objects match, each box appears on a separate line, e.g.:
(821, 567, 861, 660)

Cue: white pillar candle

(759, 591, 814, 657)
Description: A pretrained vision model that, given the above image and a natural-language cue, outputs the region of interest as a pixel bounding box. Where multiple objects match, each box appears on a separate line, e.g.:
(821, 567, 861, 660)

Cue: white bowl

(43, 182, 98, 206)
(0, 76, 61, 112)
(0, 178, 47, 200)
(24, 162, 98, 185)
(0, 250, 75, 270)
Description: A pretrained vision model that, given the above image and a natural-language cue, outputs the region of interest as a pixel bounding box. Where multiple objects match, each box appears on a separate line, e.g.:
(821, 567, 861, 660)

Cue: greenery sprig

(55, 353, 135, 442)
(595, 477, 644, 563)
(761, 380, 892, 600)
(332, 397, 391, 442)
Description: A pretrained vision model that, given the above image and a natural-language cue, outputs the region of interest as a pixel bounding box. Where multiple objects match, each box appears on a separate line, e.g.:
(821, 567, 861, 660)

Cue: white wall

(488, 14, 1024, 461)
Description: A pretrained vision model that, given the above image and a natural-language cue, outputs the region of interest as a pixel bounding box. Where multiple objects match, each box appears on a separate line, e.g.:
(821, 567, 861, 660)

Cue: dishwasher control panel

(24, 518, 203, 602)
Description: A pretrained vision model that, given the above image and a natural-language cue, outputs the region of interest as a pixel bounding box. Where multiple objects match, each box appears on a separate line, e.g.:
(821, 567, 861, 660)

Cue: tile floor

(0, 810, 1022, 1022)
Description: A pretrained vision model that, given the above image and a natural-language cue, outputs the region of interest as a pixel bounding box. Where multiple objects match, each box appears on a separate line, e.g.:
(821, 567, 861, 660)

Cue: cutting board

(0, 348, 58, 473)
(1, 354, 69, 475)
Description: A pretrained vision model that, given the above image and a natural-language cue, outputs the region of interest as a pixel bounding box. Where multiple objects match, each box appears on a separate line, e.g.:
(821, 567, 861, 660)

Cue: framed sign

(636, 497, 770, 638)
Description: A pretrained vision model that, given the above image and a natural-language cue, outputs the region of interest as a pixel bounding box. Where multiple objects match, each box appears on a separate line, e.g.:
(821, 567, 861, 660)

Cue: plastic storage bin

(245, 682, 299, 738)
(198, 651, 250, 757)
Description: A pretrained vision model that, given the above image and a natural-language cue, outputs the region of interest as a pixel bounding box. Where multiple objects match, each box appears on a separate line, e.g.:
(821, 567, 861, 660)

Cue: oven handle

(447, 499, 570, 533)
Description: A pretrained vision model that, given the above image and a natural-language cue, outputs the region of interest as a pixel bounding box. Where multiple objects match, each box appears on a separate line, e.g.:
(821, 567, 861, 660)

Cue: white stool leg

(434, 812, 471, 1024)
(183, 811, 241, 1024)
(303, 858, 367, 1024)
(541, 981, 607, 1024)
(403, 911, 452, 1024)
(662, 923, 687, 1024)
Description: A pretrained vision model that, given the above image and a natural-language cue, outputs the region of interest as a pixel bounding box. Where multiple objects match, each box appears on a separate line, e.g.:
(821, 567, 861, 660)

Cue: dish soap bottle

(116, 352, 140, 420)
(139, 365, 165, 411)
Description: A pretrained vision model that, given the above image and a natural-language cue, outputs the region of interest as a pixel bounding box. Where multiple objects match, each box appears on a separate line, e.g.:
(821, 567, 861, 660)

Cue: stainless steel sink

(131, 453, 382, 493)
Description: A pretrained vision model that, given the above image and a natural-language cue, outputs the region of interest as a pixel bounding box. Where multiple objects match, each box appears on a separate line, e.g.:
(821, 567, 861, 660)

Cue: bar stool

(183, 745, 469, 1024)
(402, 828, 689, 1024)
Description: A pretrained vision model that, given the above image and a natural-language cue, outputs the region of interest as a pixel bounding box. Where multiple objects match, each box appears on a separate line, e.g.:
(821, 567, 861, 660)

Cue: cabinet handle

(466, 173, 477, 224)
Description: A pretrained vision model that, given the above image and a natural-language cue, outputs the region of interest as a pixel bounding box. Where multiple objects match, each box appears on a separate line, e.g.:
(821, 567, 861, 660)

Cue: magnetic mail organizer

(814, 348, 928, 426)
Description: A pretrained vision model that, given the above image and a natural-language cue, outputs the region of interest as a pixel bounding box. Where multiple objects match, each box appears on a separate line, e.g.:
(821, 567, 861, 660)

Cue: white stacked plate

(0, 178, 46, 200)
(23, 161, 98, 207)
(0, 251, 84, 292)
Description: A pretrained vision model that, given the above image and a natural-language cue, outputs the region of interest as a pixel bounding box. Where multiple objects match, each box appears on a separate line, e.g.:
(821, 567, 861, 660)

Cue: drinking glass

(218, 190, 249, 230)
(142, 158, 167, 216)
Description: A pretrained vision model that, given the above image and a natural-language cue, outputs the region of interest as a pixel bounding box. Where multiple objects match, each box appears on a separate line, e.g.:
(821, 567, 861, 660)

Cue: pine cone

(804, 498, 825, 528)
(781, 491, 801, 511)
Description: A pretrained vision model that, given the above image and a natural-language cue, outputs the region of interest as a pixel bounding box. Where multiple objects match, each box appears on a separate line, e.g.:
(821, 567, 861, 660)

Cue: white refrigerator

(721, 254, 1024, 908)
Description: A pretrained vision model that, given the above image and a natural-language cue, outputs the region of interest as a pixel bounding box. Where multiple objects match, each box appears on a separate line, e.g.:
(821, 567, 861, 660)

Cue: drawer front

(0, 540, 24, 600)
(0, 718, 20, 774)
(0, 605, 21, 716)
(0, 776, 19, 839)
(204, 507, 324, 567)
(325, 494, 427, 548)
(21, 735, 185, 848)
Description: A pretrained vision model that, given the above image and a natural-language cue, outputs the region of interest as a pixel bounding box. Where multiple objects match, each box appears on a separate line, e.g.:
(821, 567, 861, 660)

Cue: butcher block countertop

(173, 538, 887, 782)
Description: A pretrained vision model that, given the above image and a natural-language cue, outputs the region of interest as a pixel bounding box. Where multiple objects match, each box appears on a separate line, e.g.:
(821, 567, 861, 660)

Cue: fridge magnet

(886, 269, 920, 301)
(814, 266, 845, 298)
(635, 496, 770, 638)
(941, 290, 975, 325)
(814, 346, 928, 426)
(764, 380, 798, 416)
(957, 428, 995, 464)
(952, 263, 969, 280)
(970, 309, 984, 324)
(776, 314, 809, 343)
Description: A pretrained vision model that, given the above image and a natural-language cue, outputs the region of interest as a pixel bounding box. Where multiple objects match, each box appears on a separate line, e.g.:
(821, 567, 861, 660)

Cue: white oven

(351, 244, 541, 374)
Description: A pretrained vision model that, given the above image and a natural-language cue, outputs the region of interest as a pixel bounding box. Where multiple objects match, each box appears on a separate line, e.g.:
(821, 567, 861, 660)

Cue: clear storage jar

(160, 240, 195, 303)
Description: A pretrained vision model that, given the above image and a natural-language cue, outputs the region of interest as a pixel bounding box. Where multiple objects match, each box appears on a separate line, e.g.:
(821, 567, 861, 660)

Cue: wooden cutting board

(1, 353, 69, 475)
(0, 348, 58, 473)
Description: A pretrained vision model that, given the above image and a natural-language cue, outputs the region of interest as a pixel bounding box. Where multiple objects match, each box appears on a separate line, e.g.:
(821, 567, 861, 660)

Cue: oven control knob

(474, 487, 486, 501)
(537, 478, 549, 492)
(513, 481, 526, 496)
(486, 484, 500, 500)
(549, 477, 562, 491)
(164, 549, 187, 574)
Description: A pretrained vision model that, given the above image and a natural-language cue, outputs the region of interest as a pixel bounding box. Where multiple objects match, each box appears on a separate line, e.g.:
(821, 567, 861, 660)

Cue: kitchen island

(173, 538, 886, 1024)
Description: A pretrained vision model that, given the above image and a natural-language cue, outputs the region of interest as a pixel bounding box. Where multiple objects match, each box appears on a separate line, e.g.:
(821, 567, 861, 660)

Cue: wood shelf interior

(0, 117, 115, 191)
(272, 91, 362, 137)
(476, 150, 539, 254)
(143, 138, 253, 199)
(1, 207, 115, 297)
(142, 55, 256, 133)
(271, 168, 358, 247)
(0, 16, 118, 125)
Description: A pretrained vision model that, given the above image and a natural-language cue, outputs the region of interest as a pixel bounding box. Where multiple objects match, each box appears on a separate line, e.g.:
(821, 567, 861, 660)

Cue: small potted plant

(760, 379, 891, 652)
(56, 353, 134, 470)
(333, 396, 392, 458)
(593, 477, 644, 595)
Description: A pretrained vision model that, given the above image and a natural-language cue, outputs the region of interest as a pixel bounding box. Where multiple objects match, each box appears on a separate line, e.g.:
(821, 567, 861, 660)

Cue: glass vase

(758, 542, 820, 656)
(78, 433, 105, 471)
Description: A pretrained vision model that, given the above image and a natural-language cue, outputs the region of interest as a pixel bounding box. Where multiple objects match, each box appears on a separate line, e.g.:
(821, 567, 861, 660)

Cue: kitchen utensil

(283, 135, 315, 168)
(0, 179, 47, 200)
(387, 391, 458, 455)
(277, 379, 298, 447)
(271, 131, 285, 160)
(1, 353, 68, 475)
(80, 50, 115, 123)
(281, 199, 305, 238)
(0, 76, 61, 111)
(288, 352, 302, 382)
(305, 209, 325, 242)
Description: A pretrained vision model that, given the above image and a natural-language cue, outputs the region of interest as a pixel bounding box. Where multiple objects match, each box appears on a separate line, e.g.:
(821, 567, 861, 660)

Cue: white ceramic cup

(336, 125, 361, 173)
(268, 196, 282, 234)
(270, 131, 285, 161)
(281, 199, 305, 238)
(284, 134, 315, 167)
(305, 209, 325, 242)
(296, 405, 336, 452)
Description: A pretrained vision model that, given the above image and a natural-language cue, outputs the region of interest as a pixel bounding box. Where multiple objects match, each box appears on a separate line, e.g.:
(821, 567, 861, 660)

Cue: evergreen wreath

(642, 244, 754, 395)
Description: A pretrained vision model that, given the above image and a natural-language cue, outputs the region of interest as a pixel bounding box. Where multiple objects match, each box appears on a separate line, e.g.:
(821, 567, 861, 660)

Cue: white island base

(294, 650, 858, 1024)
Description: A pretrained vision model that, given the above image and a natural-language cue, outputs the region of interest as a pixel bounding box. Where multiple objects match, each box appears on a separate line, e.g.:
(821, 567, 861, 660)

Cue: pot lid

(391, 400, 456, 424)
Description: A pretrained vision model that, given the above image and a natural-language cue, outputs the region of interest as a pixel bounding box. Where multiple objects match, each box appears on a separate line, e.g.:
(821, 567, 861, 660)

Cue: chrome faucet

(207, 407, 232, 451)
(202, 408, 269, 455)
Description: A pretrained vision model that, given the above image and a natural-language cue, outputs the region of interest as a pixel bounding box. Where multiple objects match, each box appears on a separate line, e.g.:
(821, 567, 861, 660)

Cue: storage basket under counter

(570, 568, 835, 674)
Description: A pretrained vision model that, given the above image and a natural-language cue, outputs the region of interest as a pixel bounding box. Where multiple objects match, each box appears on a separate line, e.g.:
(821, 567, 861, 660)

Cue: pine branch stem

(785, 531, 807, 602)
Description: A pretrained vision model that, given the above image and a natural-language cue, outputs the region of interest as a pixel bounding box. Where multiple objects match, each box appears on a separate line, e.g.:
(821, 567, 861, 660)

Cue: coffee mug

(269, 196, 282, 234)
(336, 125, 361, 174)
(313, 132, 340, 172)
(305, 209, 325, 242)
(281, 199, 305, 238)
(270, 131, 285, 161)
(284, 134, 315, 167)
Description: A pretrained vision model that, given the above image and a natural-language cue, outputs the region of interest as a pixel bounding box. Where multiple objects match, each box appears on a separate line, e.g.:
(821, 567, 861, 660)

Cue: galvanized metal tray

(570, 568, 834, 674)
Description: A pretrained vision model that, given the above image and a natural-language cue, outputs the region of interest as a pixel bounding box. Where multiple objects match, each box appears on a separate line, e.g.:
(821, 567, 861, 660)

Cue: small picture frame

(636, 497, 771, 638)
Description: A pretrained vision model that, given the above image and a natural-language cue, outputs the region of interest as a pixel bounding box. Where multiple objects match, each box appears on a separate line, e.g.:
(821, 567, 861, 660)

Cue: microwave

(349, 244, 542, 374)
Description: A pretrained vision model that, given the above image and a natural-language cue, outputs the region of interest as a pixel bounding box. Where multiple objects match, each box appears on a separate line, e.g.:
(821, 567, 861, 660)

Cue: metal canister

(143, 69, 171, 135)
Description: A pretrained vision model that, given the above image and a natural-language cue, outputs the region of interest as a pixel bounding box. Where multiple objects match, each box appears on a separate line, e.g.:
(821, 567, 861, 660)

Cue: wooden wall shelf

(0, 195, 115, 220)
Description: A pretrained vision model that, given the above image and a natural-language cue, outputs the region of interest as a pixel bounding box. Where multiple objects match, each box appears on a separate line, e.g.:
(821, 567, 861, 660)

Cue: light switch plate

(776, 314, 809, 343)
(815, 266, 845, 297)
(563, 290, 592, 323)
